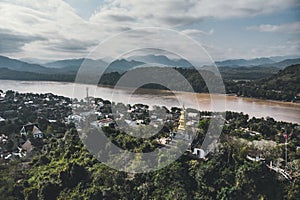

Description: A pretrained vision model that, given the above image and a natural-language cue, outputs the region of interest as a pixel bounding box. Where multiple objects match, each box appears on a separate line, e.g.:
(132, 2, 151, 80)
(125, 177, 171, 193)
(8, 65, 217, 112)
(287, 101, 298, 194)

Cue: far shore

(0, 79, 299, 107)
(96, 84, 300, 107)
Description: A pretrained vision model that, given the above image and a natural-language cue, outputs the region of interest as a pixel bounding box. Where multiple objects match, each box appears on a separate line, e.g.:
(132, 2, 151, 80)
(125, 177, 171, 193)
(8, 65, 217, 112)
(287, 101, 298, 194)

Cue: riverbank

(1, 78, 299, 105)
(0, 80, 299, 123)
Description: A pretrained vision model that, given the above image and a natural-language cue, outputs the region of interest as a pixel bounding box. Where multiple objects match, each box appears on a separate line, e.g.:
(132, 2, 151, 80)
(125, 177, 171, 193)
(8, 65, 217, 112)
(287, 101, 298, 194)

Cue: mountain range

(0, 55, 299, 79)
(0, 55, 193, 74)
(0, 55, 54, 74)
(127, 55, 193, 68)
(215, 58, 275, 67)
(216, 57, 300, 69)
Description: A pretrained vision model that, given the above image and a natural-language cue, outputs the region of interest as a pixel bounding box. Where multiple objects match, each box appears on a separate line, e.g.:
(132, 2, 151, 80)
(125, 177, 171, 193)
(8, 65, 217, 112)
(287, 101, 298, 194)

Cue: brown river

(0, 80, 299, 124)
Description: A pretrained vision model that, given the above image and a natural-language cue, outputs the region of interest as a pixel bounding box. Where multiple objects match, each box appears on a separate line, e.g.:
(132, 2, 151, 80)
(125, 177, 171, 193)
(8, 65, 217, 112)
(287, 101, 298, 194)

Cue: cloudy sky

(0, 0, 299, 62)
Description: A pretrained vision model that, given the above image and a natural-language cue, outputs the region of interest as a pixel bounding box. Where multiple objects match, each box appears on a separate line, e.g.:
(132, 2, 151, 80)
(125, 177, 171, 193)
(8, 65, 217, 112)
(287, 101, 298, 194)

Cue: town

(1, 90, 299, 178)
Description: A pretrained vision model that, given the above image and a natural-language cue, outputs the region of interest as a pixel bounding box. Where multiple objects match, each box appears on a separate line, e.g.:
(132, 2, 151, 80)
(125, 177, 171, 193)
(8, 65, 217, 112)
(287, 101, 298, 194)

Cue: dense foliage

(227, 64, 300, 101)
(0, 91, 299, 199)
(1, 119, 300, 200)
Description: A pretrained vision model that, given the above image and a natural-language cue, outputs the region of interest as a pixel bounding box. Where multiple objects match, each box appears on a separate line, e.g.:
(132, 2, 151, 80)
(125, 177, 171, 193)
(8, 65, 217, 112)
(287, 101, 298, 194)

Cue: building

(0, 116, 5, 122)
(294, 93, 300, 103)
(177, 107, 207, 159)
(193, 148, 206, 159)
(66, 115, 82, 124)
(97, 118, 114, 127)
(246, 150, 265, 162)
(21, 140, 33, 153)
(20, 123, 43, 139)
(0, 134, 8, 144)
(176, 107, 193, 140)
(177, 108, 186, 131)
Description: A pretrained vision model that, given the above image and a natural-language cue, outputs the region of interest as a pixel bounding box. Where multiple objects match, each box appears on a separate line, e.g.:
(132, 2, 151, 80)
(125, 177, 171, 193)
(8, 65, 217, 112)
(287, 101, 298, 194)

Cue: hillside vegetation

(227, 64, 300, 101)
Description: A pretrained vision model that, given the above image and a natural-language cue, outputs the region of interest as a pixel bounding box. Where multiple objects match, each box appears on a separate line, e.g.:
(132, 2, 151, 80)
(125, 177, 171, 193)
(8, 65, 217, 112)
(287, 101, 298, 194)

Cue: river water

(0, 80, 299, 124)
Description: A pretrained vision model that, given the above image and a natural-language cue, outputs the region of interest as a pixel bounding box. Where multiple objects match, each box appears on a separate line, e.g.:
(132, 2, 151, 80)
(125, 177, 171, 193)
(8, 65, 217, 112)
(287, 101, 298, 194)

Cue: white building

(20, 124, 43, 139)
(0, 117, 5, 122)
(192, 148, 206, 159)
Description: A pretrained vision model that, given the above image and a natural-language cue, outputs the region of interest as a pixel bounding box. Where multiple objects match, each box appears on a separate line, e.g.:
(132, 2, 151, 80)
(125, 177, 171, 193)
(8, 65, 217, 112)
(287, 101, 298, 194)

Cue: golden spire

(178, 106, 186, 131)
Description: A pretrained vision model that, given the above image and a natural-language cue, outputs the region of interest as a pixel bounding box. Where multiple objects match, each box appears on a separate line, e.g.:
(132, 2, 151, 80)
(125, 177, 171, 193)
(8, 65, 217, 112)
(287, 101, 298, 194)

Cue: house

(136, 119, 145, 125)
(97, 118, 114, 127)
(188, 112, 198, 119)
(66, 115, 82, 124)
(32, 126, 43, 138)
(0, 90, 4, 99)
(192, 148, 206, 159)
(246, 150, 265, 162)
(95, 111, 103, 117)
(0, 134, 8, 144)
(186, 120, 197, 126)
(20, 123, 43, 139)
(156, 137, 172, 145)
(150, 115, 157, 120)
(0, 116, 5, 122)
(21, 140, 33, 153)
(249, 130, 262, 137)
(293, 93, 300, 103)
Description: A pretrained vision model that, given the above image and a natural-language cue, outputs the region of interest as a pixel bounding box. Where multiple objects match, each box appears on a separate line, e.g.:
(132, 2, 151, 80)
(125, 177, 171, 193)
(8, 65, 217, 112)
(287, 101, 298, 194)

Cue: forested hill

(227, 64, 300, 101)
(98, 65, 300, 101)
(263, 64, 300, 89)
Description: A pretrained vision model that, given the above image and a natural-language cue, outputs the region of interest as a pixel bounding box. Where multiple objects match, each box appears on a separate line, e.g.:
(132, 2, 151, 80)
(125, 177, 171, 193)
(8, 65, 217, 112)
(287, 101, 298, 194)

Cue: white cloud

(246, 21, 300, 34)
(0, 0, 298, 60)
(0, 0, 106, 59)
(206, 39, 300, 61)
(91, 0, 297, 27)
(181, 29, 214, 37)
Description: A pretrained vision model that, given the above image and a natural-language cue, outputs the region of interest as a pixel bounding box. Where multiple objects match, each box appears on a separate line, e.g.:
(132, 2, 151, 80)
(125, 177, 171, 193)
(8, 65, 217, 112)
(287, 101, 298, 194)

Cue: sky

(0, 0, 299, 63)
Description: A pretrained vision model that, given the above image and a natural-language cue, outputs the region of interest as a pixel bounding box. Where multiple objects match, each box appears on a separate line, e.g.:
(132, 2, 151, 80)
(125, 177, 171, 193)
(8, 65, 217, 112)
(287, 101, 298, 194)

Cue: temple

(177, 107, 186, 131)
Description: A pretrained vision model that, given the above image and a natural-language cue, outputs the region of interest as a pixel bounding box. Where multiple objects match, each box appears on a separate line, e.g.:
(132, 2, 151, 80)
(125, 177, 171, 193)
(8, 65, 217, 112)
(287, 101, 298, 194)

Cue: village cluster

(0, 89, 216, 162)
(0, 90, 299, 180)
(0, 90, 72, 161)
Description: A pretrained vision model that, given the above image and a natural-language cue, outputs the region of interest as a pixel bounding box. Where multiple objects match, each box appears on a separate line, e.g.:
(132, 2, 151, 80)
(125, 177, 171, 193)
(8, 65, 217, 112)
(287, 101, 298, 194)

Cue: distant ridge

(0, 55, 54, 74)
(107, 59, 145, 72)
(215, 57, 275, 67)
(0, 55, 299, 76)
(45, 58, 108, 73)
(128, 55, 193, 68)
(45, 58, 88, 69)
(261, 58, 300, 69)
